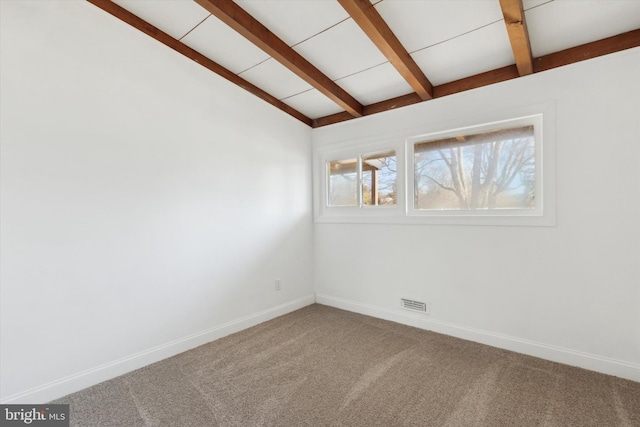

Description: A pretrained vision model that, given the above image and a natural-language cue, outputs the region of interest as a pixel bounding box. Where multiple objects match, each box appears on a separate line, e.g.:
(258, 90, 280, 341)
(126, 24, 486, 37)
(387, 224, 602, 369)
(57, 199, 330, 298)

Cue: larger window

(406, 114, 543, 219)
(413, 126, 535, 211)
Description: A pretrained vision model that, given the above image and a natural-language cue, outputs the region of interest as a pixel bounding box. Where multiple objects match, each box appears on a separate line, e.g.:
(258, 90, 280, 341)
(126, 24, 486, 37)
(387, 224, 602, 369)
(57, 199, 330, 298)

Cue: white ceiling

(110, 0, 640, 121)
(526, 1, 640, 57)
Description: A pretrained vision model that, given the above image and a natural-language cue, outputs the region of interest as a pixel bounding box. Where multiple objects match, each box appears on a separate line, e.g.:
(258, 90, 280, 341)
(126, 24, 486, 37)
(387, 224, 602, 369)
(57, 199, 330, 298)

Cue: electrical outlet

(275, 279, 281, 291)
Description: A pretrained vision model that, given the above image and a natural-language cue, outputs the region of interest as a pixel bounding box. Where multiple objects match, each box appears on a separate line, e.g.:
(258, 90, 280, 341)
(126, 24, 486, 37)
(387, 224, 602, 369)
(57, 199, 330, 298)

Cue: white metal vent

(401, 298, 427, 313)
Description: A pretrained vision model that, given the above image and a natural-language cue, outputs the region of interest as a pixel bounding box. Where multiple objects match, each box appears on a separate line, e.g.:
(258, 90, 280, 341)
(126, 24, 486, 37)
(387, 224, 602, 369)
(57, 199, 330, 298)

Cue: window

(327, 150, 397, 208)
(315, 106, 554, 226)
(327, 158, 357, 207)
(362, 150, 397, 206)
(413, 126, 535, 211)
(406, 114, 544, 219)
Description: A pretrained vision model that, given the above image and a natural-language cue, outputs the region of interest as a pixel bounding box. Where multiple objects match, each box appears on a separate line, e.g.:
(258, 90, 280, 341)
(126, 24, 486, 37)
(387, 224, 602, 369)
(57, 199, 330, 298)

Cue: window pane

(414, 126, 535, 210)
(362, 150, 397, 206)
(327, 159, 357, 206)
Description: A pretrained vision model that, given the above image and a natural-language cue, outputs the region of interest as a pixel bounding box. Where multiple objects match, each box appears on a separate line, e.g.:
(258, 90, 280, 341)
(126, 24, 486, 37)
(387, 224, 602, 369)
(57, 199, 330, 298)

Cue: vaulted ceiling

(89, 0, 640, 127)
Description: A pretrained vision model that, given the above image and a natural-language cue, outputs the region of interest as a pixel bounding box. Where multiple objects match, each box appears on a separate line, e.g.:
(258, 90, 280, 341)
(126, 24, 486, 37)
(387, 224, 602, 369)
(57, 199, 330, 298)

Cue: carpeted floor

(54, 304, 640, 426)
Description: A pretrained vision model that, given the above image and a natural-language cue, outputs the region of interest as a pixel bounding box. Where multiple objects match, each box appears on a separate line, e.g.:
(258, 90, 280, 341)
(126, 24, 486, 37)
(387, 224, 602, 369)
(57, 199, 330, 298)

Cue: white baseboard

(315, 293, 640, 383)
(1, 294, 316, 404)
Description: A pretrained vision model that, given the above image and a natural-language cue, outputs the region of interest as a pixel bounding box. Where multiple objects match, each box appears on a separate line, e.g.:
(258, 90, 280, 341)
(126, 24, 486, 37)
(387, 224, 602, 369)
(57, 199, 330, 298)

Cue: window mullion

(357, 155, 363, 208)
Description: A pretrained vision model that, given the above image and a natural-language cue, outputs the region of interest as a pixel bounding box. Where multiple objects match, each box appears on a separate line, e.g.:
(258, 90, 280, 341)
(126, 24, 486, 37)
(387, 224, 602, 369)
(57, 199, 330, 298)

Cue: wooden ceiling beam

(534, 29, 640, 73)
(499, 0, 534, 76)
(194, 0, 363, 118)
(338, 0, 433, 100)
(313, 67, 519, 127)
(312, 93, 424, 127)
(87, 0, 312, 126)
(314, 30, 640, 127)
(434, 65, 519, 98)
(86, 1, 640, 129)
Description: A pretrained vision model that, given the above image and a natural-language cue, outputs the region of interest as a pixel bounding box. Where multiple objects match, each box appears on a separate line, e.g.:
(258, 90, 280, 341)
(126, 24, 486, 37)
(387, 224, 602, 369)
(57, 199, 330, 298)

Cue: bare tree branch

(425, 176, 457, 193)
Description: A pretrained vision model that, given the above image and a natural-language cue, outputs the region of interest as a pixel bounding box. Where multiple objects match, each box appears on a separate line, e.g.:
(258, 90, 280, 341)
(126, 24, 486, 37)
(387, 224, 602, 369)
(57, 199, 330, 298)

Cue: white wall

(0, 1, 313, 402)
(313, 48, 640, 381)
(2, 0, 638, 405)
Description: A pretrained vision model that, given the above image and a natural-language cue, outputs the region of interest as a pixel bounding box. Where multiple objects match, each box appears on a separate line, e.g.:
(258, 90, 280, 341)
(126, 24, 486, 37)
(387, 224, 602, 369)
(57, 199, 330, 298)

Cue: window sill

(315, 211, 556, 227)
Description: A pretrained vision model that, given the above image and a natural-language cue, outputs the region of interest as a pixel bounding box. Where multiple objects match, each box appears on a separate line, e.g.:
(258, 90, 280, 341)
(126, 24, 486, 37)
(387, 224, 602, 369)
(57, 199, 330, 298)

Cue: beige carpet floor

(54, 304, 640, 426)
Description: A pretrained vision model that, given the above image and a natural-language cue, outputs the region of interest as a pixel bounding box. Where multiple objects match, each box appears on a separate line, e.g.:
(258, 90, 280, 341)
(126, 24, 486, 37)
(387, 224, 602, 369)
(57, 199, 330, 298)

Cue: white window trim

(314, 102, 556, 227)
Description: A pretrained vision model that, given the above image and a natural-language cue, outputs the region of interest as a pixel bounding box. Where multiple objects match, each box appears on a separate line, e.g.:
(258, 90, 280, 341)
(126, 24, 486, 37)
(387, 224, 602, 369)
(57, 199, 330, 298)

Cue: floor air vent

(401, 298, 428, 313)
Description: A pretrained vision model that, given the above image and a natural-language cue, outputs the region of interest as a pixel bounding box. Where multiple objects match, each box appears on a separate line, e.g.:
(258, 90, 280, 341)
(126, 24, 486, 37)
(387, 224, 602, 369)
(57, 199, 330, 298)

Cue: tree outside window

(414, 126, 535, 211)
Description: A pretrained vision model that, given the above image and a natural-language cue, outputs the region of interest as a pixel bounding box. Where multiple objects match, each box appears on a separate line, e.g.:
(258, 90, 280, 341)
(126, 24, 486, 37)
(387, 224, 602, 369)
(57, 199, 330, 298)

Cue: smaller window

(326, 150, 397, 209)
